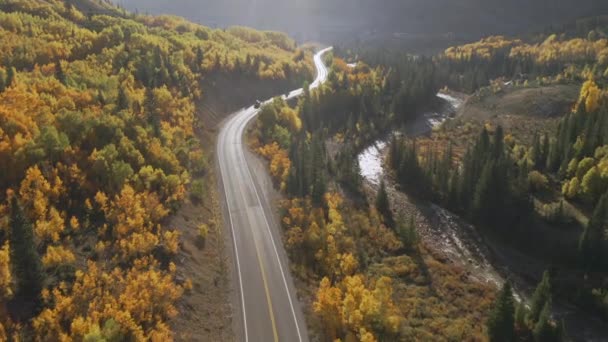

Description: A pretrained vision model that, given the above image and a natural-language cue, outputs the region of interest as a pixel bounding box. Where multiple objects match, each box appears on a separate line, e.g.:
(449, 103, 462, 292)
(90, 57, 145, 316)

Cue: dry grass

(169, 162, 235, 342)
(416, 84, 579, 159)
(369, 247, 496, 341)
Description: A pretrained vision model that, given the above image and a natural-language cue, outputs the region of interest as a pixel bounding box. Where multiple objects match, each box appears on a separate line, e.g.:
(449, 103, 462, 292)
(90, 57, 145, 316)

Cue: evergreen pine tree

(144, 87, 160, 136)
(579, 191, 608, 270)
(539, 134, 550, 171)
(9, 197, 44, 302)
(473, 161, 496, 225)
(459, 149, 475, 210)
(55, 59, 66, 85)
(195, 46, 204, 72)
(533, 302, 557, 342)
(388, 135, 399, 170)
(0, 69, 5, 92)
(396, 215, 419, 250)
(532, 132, 542, 170)
(493, 125, 505, 160)
(376, 180, 393, 226)
(515, 300, 528, 332)
(286, 166, 299, 197)
(311, 172, 326, 207)
(436, 142, 452, 196)
(97, 90, 106, 106)
(529, 271, 552, 323)
(6, 65, 15, 87)
(117, 86, 129, 111)
(547, 138, 559, 171)
(300, 140, 312, 197)
(487, 282, 516, 342)
(310, 133, 327, 206)
(479, 127, 491, 156)
(447, 168, 461, 210)
(555, 319, 566, 342)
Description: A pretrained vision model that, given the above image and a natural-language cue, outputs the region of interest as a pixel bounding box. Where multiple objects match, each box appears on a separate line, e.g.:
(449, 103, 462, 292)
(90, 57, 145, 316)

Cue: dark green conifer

(9, 197, 44, 302)
(529, 271, 552, 323)
(579, 191, 608, 270)
(117, 86, 129, 111)
(487, 282, 515, 342)
(375, 180, 393, 226)
(55, 59, 67, 85)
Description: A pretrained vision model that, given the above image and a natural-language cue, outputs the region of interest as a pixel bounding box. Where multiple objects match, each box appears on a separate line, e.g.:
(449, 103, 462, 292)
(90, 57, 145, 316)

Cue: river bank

(355, 90, 608, 341)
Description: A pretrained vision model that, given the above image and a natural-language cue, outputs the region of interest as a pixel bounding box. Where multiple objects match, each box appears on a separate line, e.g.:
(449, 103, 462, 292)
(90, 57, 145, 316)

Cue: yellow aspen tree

(339, 253, 358, 278)
(0, 243, 12, 299)
(19, 166, 51, 219)
(359, 328, 377, 342)
(579, 78, 601, 113)
(42, 245, 76, 268)
(314, 277, 344, 340)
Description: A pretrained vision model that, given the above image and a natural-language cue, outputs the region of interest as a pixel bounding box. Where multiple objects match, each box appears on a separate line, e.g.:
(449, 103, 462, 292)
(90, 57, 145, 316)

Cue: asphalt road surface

(217, 47, 332, 342)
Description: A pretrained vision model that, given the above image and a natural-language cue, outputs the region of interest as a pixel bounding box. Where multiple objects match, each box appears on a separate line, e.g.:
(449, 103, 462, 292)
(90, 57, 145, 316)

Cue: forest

(251, 58, 499, 341)
(383, 19, 608, 339)
(0, 0, 313, 340)
(251, 15, 608, 341)
(437, 21, 608, 93)
(1, 0, 607, 340)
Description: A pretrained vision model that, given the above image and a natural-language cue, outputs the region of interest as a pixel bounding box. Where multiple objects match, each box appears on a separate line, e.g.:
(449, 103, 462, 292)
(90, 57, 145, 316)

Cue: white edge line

(234, 106, 305, 342)
(239, 135, 304, 342)
(217, 127, 249, 342)
(218, 47, 331, 342)
(235, 48, 332, 342)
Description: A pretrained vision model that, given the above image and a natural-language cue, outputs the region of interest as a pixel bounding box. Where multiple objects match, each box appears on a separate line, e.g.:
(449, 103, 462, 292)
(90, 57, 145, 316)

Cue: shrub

(189, 150, 208, 176)
(528, 171, 549, 193)
(190, 179, 205, 202)
(198, 223, 209, 240)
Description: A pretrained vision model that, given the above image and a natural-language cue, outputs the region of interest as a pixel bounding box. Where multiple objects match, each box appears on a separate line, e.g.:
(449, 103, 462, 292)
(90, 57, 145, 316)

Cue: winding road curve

(217, 48, 331, 342)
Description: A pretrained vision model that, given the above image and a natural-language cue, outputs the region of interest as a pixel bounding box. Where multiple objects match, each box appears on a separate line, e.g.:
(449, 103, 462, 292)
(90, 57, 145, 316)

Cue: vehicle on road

(254, 100, 261, 109)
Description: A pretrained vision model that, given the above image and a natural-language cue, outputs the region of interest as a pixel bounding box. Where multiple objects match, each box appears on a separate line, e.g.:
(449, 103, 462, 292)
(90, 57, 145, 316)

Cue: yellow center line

(255, 242, 279, 342)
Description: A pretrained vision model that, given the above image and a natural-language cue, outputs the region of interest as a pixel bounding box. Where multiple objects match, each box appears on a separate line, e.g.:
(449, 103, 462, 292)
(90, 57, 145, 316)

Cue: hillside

(0, 0, 313, 340)
(461, 85, 579, 120)
(385, 24, 608, 339)
(447, 84, 580, 145)
(118, 0, 608, 43)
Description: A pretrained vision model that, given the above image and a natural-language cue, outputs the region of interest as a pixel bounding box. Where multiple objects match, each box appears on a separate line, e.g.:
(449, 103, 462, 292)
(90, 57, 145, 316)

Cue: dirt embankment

(451, 84, 579, 144)
(170, 178, 232, 341)
(461, 84, 579, 120)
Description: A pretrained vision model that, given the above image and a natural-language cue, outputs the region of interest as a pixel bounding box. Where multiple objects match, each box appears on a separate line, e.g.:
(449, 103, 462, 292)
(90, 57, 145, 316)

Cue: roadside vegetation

(0, 0, 313, 339)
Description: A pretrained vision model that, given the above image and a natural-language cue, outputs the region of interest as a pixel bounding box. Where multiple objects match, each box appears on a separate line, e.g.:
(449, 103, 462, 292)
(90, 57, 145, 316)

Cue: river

(357, 91, 464, 186)
(355, 91, 608, 341)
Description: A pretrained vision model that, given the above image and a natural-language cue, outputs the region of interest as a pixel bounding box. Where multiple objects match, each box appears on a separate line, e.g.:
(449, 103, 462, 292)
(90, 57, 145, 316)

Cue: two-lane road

(217, 47, 332, 342)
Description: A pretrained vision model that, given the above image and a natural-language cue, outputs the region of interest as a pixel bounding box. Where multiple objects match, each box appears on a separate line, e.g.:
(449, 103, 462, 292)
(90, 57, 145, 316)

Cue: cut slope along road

(217, 47, 332, 342)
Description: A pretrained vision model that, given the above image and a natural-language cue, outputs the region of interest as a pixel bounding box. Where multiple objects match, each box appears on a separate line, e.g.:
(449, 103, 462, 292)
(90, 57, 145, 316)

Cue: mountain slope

(117, 0, 608, 40)
(0, 0, 313, 339)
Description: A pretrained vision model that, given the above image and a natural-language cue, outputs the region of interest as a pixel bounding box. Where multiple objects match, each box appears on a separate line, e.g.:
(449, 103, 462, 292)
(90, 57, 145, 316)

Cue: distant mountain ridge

(115, 0, 608, 42)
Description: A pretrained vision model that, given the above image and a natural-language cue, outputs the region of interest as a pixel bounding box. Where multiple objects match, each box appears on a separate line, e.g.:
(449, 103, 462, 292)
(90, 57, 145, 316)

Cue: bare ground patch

(170, 168, 235, 342)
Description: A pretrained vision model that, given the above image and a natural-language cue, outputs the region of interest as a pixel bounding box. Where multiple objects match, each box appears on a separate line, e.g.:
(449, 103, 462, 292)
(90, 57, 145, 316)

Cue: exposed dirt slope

(461, 84, 579, 119)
